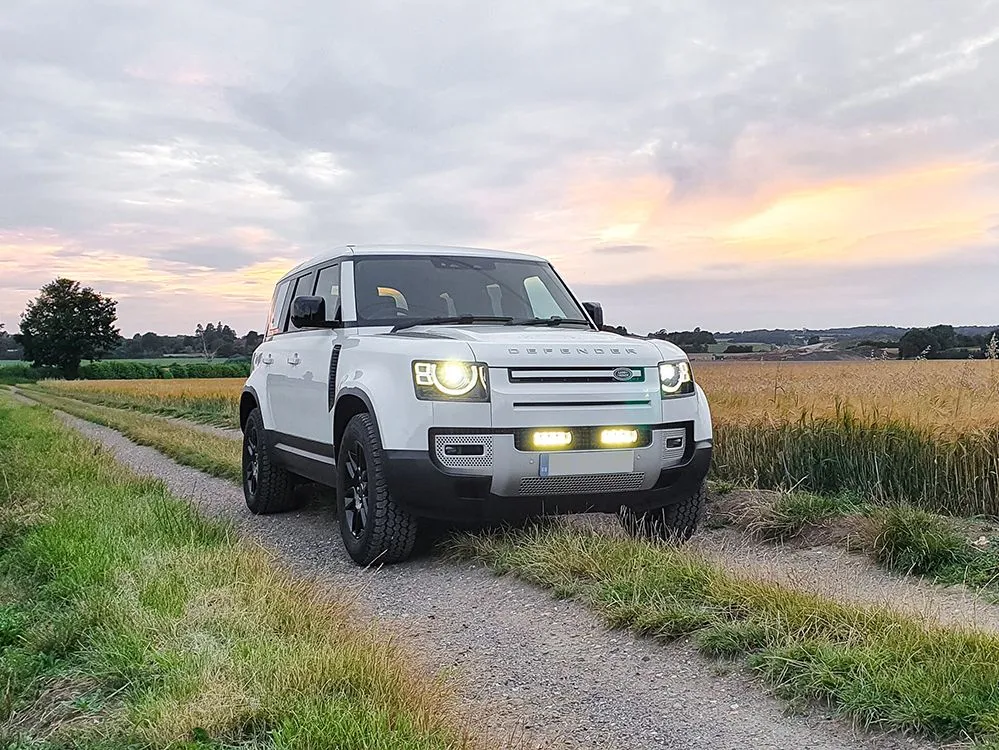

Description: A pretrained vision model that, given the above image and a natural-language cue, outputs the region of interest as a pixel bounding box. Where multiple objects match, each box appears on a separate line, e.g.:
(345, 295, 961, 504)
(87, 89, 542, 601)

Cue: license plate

(541, 450, 635, 477)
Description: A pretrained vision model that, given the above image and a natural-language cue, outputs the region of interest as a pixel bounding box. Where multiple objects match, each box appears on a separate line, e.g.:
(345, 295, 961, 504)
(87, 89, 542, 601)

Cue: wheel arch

(240, 387, 260, 431)
(333, 387, 382, 457)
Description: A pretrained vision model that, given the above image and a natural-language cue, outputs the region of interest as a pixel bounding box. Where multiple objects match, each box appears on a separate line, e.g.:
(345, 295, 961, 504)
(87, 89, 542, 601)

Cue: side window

(267, 280, 293, 338)
(285, 271, 317, 332)
(315, 264, 341, 322)
(524, 276, 564, 319)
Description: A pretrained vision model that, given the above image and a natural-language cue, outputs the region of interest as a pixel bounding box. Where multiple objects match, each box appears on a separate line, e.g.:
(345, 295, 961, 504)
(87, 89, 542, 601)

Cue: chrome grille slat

(508, 366, 646, 384)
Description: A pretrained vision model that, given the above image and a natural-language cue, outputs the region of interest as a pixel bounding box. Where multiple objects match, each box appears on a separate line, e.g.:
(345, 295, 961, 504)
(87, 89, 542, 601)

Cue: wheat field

(696, 360, 999, 515)
(696, 360, 999, 434)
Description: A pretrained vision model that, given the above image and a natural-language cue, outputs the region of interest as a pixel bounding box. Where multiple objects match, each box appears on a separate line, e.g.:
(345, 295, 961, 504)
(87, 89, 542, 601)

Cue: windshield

(351, 255, 590, 327)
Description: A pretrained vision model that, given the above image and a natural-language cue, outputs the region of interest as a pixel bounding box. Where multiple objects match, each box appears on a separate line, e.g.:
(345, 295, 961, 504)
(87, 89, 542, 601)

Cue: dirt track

(11, 391, 948, 750)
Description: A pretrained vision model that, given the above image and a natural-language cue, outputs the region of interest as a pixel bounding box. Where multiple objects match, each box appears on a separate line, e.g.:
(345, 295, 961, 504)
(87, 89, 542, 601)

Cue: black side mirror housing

(290, 296, 337, 329)
(583, 301, 604, 328)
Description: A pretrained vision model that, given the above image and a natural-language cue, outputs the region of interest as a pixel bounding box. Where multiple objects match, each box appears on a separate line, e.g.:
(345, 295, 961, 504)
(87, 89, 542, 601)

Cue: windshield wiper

(505, 316, 591, 327)
(391, 315, 513, 333)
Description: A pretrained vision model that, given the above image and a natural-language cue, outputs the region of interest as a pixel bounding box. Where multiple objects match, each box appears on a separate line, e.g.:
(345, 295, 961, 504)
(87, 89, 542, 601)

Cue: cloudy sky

(2, 0, 998, 336)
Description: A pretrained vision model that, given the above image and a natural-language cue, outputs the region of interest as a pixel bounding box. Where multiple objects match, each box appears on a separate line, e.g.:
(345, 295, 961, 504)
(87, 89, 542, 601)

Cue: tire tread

(244, 408, 302, 514)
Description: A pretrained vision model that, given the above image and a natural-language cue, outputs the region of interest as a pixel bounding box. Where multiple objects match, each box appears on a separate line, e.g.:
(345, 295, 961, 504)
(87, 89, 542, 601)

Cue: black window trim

(314, 261, 344, 325)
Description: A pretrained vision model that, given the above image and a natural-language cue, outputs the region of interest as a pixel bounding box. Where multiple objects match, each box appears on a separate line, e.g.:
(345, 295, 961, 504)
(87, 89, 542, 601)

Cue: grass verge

(15, 388, 242, 483)
(712, 486, 999, 597)
(452, 524, 999, 743)
(0, 394, 475, 749)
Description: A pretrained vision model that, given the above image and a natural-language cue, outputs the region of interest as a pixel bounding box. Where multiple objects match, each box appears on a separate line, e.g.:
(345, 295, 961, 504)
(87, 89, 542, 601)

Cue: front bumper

(382, 423, 712, 522)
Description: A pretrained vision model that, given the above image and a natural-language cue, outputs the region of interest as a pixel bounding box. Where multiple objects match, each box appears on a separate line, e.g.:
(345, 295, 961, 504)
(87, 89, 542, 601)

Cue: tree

(899, 325, 957, 359)
(16, 279, 120, 377)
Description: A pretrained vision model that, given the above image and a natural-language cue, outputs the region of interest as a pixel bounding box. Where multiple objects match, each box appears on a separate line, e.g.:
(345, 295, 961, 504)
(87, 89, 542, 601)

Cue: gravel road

(35, 404, 940, 750)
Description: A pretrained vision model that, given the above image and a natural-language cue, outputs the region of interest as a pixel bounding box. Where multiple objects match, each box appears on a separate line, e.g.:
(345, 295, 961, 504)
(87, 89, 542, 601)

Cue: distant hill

(713, 325, 999, 345)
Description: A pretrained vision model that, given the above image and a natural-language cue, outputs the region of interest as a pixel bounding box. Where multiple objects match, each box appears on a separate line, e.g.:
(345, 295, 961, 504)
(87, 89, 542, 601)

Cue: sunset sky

(2, 1, 998, 336)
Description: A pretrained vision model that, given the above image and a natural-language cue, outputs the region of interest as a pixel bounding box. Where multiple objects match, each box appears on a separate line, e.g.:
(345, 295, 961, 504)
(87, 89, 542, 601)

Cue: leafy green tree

(16, 279, 121, 378)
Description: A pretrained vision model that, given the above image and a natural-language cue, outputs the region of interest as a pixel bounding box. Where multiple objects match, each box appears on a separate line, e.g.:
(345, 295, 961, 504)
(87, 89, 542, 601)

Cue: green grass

(0, 394, 475, 749)
(714, 487, 999, 597)
(16, 389, 242, 482)
(451, 524, 999, 743)
(740, 491, 865, 541)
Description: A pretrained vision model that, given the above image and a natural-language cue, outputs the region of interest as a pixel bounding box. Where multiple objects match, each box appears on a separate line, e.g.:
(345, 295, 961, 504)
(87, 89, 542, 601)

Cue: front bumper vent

(518, 472, 645, 495)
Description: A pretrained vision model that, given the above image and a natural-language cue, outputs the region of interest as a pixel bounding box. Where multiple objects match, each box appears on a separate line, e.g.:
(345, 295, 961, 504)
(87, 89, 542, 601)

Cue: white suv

(240, 245, 713, 565)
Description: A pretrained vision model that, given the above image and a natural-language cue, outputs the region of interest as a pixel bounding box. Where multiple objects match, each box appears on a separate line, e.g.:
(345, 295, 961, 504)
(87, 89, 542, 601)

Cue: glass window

(286, 271, 317, 332)
(315, 264, 342, 322)
(351, 255, 588, 326)
(266, 280, 292, 337)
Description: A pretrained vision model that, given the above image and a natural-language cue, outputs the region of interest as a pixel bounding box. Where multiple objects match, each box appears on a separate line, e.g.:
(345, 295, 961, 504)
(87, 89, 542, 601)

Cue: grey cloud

(2, 0, 999, 332)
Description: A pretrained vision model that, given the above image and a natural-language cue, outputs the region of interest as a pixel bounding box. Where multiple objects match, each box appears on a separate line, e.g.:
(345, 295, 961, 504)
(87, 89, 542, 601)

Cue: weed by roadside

(711, 486, 999, 599)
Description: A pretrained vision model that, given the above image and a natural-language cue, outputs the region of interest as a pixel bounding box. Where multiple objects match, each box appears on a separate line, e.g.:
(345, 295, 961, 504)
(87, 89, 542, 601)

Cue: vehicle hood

(391, 325, 684, 367)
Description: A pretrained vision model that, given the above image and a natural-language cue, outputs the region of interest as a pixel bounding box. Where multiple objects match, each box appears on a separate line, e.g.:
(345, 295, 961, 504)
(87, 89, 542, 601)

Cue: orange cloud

(513, 158, 998, 285)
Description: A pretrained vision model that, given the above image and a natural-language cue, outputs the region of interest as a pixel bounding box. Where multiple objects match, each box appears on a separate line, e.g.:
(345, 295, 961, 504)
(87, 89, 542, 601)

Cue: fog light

(599, 428, 639, 446)
(532, 430, 573, 448)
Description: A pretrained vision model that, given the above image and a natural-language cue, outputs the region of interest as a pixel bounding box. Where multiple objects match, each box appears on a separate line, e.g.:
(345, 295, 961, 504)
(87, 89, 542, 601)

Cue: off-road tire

(336, 413, 418, 566)
(619, 481, 706, 543)
(242, 408, 302, 514)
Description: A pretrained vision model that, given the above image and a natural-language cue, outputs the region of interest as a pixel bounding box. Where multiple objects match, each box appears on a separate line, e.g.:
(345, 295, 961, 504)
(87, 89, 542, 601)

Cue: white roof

(281, 244, 546, 280)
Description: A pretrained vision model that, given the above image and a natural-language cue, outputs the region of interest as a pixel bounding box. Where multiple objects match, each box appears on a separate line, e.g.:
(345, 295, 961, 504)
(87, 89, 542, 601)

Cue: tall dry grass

(696, 360, 999, 515)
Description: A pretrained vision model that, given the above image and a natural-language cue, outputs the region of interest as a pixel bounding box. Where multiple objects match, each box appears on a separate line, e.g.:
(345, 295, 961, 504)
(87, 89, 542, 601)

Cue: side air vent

(328, 344, 342, 411)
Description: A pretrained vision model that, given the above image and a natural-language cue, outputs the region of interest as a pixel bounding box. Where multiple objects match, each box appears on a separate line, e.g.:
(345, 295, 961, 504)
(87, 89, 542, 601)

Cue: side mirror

(290, 296, 334, 329)
(583, 301, 604, 328)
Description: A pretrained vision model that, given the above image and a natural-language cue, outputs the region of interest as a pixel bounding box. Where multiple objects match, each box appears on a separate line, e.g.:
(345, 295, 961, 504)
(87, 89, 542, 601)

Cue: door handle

(261, 353, 274, 366)
(288, 354, 301, 366)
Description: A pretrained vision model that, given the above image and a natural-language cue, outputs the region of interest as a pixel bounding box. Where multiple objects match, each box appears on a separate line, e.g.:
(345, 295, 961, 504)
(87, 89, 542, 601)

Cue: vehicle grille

(661, 427, 687, 466)
(518, 472, 645, 495)
(434, 434, 494, 469)
(508, 367, 646, 384)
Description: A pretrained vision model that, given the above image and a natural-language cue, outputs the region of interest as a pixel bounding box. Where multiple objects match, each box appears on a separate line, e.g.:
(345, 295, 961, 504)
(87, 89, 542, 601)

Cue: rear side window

(285, 271, 317, 332)
(266, 280, 292, 338)
(315, 264, 342, 322)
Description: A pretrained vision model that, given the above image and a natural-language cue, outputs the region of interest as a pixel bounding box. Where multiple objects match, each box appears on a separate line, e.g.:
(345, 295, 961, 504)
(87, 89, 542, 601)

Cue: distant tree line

(898, 325, 999, 360)
(115, 323, 263, 361)
(2, 277, 264, 378)
(3, 320, 263, 363)
(648, 328, 717, 353)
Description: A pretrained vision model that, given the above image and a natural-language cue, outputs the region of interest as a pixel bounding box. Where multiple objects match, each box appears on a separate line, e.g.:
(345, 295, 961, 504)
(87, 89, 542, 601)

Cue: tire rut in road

(45, 408, 937, 750)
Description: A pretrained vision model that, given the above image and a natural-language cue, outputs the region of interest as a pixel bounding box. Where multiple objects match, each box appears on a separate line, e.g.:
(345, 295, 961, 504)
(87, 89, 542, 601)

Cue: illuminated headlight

(599, 428, 639, 446)
(413, 361, 489, 401)
(659, 361, 694, 397)
(532, 430, 573, 448)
